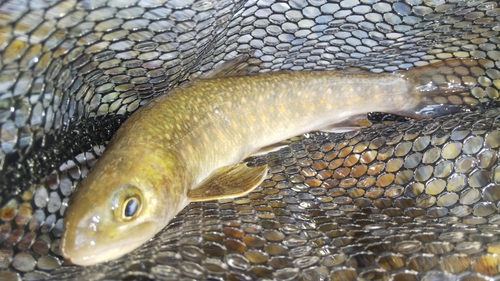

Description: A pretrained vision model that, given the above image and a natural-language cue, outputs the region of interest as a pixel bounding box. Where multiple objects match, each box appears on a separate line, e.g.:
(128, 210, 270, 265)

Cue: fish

(60, 58, 480, 266)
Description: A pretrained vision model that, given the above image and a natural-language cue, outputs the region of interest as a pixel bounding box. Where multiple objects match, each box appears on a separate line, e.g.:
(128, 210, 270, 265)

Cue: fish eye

(123, 197, 140, 218)
(112, 185, 143, 221)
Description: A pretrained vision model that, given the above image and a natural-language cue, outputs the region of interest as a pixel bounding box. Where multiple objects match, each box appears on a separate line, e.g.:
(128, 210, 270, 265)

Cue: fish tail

(399, 59, 482, 118)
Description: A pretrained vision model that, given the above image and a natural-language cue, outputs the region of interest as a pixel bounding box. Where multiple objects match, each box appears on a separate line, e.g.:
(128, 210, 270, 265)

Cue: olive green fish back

(0, 0, 499, 280)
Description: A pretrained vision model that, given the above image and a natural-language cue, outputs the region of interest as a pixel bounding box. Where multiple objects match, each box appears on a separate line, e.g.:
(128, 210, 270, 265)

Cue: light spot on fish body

(259, 113, 267, 122)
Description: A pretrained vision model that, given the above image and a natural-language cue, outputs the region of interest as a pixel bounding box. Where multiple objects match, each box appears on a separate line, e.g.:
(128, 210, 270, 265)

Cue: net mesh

(0, 0, 499, 280)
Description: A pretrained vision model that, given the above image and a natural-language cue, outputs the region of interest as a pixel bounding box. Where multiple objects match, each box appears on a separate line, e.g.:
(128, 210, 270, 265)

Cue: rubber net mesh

(0, 0, 500, 280)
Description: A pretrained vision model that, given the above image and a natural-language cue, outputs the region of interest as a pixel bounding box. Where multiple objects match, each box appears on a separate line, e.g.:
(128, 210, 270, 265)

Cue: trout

(61, 59, 477, 265)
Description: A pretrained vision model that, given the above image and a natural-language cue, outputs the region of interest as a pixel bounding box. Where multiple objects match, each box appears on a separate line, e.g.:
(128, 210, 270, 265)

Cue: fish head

(60, 148, 188, 266)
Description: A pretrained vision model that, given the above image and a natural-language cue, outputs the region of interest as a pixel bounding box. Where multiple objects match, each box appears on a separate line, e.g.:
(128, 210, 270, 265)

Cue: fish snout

(61, 218, 159, 266)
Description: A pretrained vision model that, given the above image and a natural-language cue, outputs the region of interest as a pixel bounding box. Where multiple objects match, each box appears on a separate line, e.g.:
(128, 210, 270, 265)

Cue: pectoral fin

(251, 142, 290, 157)
(187, 163, 268, 202)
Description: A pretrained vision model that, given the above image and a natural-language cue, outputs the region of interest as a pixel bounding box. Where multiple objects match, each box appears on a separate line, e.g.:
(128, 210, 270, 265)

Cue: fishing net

(0, 0, 499, 280)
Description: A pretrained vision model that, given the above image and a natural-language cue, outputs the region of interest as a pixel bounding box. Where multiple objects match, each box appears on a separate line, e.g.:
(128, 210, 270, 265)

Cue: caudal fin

(400, 59, 484, 118)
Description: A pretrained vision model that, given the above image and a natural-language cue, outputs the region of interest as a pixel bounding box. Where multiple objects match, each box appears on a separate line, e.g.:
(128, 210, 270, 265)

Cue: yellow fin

(187, 163, 268, 202)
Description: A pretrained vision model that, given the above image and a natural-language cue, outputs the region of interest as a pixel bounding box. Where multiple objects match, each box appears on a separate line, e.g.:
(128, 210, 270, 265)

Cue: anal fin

(187, 163, 268, 202)
(316, 114, 374, 133)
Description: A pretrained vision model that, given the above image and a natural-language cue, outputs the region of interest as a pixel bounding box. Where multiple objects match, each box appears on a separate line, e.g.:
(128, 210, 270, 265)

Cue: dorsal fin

(200, 50, 261, 79)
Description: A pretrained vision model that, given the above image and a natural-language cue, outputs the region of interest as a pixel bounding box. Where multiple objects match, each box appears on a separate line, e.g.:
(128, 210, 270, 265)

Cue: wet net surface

(0, 0, 499, 280)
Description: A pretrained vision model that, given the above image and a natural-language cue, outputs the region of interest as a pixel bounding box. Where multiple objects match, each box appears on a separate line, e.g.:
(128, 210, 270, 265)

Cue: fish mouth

(61, 221, 158, 266)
